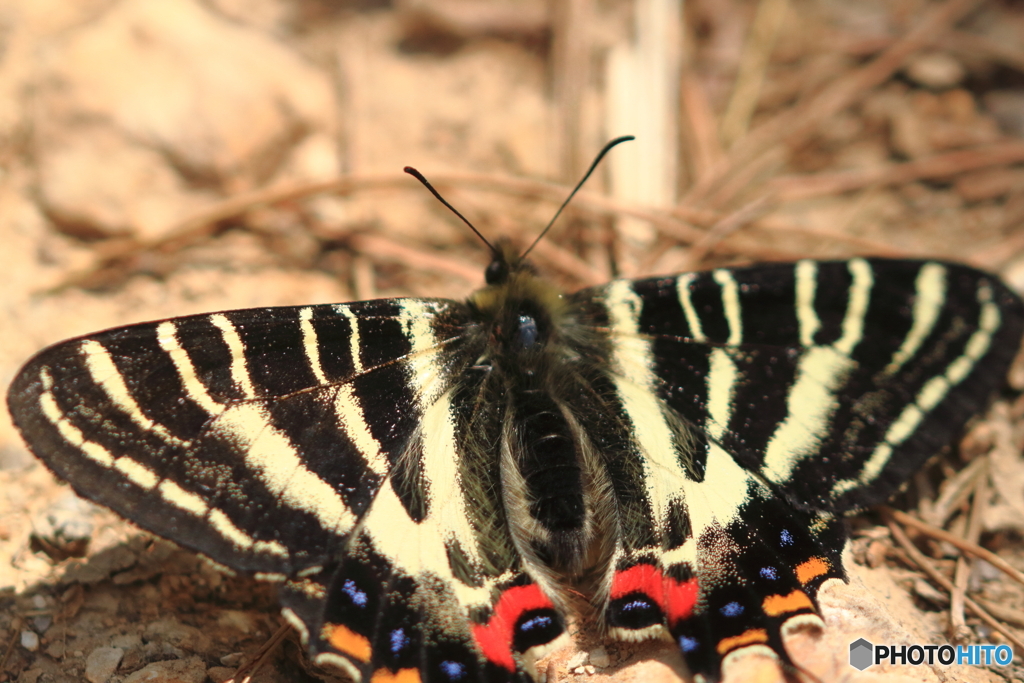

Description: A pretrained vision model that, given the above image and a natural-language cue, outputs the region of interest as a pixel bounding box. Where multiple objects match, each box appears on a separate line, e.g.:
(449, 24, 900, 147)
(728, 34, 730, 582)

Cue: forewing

(592, 258, 1024, 512)
(8, 298, 470, 572)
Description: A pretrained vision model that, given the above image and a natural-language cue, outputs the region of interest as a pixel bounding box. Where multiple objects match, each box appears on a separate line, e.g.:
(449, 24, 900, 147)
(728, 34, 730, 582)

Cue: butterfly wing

(7, 297, 565, 682)
(609, 258, 1024, 511)
(573, 258, 1023, 680)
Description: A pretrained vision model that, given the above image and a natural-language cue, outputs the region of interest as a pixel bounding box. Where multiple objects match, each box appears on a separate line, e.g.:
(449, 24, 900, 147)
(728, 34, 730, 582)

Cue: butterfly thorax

(464, 245, 618, 590)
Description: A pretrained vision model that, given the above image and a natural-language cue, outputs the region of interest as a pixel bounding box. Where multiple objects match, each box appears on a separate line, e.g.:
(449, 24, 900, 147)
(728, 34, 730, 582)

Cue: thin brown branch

(950, 471, 988, 638)
(884, 507, 1024, 588)
(681, 196, 771, 270)
(885, 511, 1024, 654)
(226, 621, 291, 683)
(347, 233, 482, 285)
(56, 171, 706, 291)
(768, 143, 1024, 202)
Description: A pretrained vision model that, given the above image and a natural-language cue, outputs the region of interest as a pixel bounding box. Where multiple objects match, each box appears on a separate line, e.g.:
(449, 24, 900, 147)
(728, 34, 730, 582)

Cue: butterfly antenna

(404, 166, 496, 255)
(521, 135, 635, 259)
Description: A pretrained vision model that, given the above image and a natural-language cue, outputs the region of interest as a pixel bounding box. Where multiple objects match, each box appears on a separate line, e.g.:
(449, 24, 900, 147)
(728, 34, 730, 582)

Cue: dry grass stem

(885, 508, 1024, 588)
(225, 621, 291, 683)
(884, 512, 1024, 653)
(719, 0, 789, 147)
(348, 234, 482, 285)
(949, 474, 988, 638)
(769, 143, 1024, 202)
(924, 457, 989, 528)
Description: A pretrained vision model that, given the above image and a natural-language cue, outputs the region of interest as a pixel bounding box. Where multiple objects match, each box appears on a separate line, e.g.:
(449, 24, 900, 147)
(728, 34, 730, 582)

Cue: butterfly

(8, 138, 1024, 682)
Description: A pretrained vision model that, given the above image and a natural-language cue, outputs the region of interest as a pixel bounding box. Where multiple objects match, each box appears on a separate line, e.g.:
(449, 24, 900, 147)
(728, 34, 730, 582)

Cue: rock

(29, 491, 95, 560)
(62, 543, 139, 584)
(34, 0, 334, 240)
(36, 123, 215, 240)
(110, 634, 143, 650)
(216, 610, 258, 634)
(218, 652, 244, 667)
(205, 667, 236, 683)
(16, 669, 44, 683)
(85, 646, 124, 683)
(20, 630, 39, 651)
(143, 619, 212, 653)
(123, 657, 206, 683)
(589, 646, 610, 668)
(566, 650, 588, 669)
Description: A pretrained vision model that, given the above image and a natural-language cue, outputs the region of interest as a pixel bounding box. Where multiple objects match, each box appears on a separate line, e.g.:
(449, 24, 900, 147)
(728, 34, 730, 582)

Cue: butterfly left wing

(7, 298, 566, 682)
(572, 258, 1023, 680)
(609, 258, 1024, 512)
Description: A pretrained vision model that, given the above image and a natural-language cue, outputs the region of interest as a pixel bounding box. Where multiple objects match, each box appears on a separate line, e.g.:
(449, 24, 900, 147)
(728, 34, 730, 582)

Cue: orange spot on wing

(762, 590, 814, 617)
(716, 628, 769, 655)
(371, 668, 421, 683)
(795, 557, 829, 584)
(325, 623, 371, 662)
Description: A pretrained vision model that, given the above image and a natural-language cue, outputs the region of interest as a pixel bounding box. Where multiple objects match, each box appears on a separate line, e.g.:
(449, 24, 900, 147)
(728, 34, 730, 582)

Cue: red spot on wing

(610, 563, 699, 624)
(610, 563, 666, 607)
(665, 576, 698, 622)
(471, 584, 554, 672)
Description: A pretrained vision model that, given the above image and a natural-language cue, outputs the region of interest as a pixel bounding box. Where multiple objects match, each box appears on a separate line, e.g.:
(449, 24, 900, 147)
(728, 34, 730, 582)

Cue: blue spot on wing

(780, 529, 794, 546)
(678, 635, 700, 652)
(720, 602, 744, 617)
(519, 615, 553, 633)
(760, 566, 778, 580)
(621, 598, 654, 612)
(389, 628, 409, 654)
(342, 579, 368, 607)
(439, 661, 467, 681)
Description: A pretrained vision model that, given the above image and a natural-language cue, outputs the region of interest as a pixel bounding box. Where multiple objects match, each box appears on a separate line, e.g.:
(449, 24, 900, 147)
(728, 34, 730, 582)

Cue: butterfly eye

(485, 258, 509, 285)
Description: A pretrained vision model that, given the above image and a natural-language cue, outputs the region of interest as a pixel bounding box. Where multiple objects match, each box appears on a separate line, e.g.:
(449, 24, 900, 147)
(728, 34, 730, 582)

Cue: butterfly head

(470, 240, 567, 355)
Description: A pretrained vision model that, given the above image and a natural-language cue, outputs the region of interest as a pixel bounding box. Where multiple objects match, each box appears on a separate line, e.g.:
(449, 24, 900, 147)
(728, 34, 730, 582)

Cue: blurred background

(1, 0, 1023, 681)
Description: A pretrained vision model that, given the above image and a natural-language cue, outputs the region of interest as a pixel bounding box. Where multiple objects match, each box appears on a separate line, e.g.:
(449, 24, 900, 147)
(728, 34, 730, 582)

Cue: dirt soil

(2, 0, 1024, 682)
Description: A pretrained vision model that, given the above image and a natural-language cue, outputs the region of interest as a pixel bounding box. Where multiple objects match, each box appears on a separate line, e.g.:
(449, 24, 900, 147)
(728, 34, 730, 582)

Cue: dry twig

(884, 511, 1024, 653)
(226, 621, 291, 683)
(768, 143, 1024, 202)
(884, 508, 1024, 588)
(950, 473, 988, 639)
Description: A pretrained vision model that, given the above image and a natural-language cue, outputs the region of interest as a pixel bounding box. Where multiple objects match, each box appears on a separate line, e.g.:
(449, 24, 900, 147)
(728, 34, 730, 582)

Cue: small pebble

(219, 652, 244, 667)
(566, 651, 588, 669)
(21, 630, 40, 651)
(85, 647, 124, 683)
(589, 646, 610, 668)
(905, 52, 965, 89)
